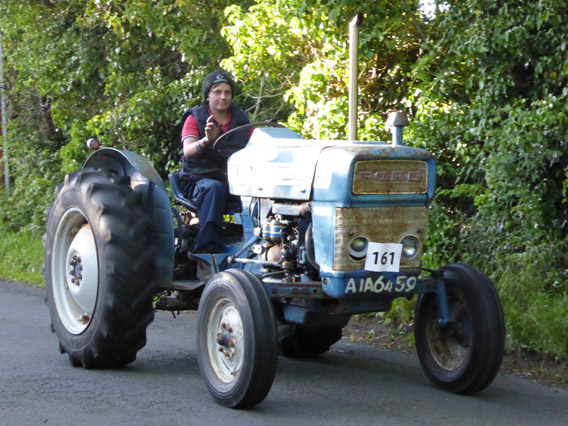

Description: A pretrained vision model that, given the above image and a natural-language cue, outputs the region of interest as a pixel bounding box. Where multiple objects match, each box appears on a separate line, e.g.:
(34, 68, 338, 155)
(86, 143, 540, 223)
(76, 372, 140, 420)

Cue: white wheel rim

(51, 208, 99, 334)
(206, 297, 245, 384)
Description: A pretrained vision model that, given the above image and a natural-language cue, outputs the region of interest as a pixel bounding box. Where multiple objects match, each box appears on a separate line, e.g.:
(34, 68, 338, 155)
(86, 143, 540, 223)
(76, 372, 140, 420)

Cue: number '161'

(372, 251, 396, 266)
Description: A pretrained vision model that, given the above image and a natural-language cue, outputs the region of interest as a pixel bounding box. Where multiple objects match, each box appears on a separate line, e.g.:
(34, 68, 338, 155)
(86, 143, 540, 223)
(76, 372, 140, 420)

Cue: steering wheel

(212, 120, 286, 154)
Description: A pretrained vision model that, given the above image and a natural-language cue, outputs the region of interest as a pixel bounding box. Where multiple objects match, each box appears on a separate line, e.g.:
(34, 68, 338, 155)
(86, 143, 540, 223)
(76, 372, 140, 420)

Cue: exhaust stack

(348, 15, 410, 146)
(348, 13, 364, 141)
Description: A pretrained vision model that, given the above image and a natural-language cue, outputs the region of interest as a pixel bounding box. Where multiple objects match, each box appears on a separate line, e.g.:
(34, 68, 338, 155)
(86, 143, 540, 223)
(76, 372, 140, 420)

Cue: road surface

(1, 280, 567, 426)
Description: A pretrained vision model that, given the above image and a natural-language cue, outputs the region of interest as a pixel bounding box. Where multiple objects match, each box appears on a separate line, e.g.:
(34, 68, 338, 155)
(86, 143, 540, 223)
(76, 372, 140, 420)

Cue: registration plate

(344, 274, 418, 295)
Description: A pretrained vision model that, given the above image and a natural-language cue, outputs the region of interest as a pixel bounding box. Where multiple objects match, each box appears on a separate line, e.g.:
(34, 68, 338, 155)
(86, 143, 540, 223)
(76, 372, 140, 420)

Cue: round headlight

(401, 235, 419, 259)
(349, 236, 368, 260)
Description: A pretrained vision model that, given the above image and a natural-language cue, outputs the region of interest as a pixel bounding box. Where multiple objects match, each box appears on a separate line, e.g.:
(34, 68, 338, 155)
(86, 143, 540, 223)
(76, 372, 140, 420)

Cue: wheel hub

(207, 300, 244, 383)
(68, 253, 83, 285)
(52, 208, 99, 334)
(216, 322, 237, 359)
(65, 226, 98, 319)
(427, 299, 470, 370)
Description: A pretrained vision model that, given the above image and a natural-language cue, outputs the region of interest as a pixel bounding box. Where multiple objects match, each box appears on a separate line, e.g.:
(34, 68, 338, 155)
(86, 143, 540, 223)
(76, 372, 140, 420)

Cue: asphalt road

(1, 280, 567, 426)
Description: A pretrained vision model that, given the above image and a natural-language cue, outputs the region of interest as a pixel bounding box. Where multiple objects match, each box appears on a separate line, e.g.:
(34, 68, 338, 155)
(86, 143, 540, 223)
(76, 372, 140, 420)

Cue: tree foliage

(222, 0, 425, 139)
(412, 0, 568, 357)
(0, 0, 566, 358)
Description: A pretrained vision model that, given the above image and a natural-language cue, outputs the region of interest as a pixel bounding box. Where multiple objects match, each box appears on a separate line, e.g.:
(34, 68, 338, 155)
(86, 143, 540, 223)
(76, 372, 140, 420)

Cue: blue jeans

(188, 178, 228, 252)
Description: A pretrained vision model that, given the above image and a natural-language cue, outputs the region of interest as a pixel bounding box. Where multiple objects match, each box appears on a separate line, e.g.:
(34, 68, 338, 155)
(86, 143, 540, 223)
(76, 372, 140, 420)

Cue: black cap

(203, 70, 235, 100)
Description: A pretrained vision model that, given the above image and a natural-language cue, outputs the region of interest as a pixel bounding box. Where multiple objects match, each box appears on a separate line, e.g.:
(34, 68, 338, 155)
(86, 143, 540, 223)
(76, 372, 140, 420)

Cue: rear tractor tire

(44, 169, 157, 368)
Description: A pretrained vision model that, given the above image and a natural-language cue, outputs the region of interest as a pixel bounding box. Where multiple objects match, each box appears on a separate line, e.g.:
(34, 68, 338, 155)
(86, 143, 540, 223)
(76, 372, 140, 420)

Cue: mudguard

(84, 148, 174, 290)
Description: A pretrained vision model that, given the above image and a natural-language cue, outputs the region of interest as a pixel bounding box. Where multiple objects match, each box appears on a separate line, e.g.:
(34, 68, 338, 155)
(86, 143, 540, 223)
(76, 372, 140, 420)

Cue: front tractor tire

(45, 169, 156, 368)
(197, 269, 278, 408)
(415, 263, 505, 394)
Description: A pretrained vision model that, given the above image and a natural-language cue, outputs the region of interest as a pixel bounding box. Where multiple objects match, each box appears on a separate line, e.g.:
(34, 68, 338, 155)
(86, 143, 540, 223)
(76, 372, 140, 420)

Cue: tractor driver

(179, 70, 251, 253)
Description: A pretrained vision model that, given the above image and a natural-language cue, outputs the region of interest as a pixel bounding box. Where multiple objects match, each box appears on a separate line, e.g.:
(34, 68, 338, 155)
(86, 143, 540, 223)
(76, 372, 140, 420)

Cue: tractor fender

(84, 148, 174, 290)
(84, 147, 166, 189)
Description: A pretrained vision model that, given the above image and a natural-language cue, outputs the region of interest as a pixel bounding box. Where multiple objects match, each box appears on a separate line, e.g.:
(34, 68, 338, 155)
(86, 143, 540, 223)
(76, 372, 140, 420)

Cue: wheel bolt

(78, 314, 90, 324)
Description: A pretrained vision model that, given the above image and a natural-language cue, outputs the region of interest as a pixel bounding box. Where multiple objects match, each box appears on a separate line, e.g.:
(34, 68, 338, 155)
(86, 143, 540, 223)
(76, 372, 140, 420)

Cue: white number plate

(364, 242, 402, 272)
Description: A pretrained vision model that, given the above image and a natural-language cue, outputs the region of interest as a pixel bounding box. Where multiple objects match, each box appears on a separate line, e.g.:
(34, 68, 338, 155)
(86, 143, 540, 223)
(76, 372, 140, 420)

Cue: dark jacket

(180, 101, 250, 182)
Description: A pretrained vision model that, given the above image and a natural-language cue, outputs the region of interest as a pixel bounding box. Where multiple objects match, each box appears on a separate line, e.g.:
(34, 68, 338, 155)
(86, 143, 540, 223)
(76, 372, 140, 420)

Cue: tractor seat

(169, 171, 198, 211)
(168, 171, 242, 214)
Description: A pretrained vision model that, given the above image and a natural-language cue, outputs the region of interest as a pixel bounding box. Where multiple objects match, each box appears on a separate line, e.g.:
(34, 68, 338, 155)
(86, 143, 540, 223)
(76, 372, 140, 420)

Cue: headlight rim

(348, 236, 369, 260)
(400, 235, 420, 259)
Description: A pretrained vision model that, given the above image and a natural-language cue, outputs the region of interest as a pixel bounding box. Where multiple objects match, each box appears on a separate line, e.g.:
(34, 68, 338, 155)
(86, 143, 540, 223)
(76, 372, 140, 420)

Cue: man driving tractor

(179, 70, 251, 253)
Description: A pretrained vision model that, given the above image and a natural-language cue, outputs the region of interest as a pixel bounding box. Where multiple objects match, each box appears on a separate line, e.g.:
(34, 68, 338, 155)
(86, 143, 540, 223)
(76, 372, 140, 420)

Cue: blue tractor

(44, 113, 505, 408)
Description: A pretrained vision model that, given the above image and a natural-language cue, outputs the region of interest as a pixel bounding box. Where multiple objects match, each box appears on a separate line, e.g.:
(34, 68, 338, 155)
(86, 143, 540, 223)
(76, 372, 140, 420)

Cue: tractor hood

(228, 127, 323, 200)
(227, 127, 435, 202)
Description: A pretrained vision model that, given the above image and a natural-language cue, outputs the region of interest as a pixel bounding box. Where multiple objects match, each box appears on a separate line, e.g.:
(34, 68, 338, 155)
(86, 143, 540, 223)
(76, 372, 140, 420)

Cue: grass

(0, 227, 45, 286)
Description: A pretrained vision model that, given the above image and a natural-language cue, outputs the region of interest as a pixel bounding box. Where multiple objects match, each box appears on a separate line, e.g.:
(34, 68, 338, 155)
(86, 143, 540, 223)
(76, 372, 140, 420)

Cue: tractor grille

(334, 207, 428, 271)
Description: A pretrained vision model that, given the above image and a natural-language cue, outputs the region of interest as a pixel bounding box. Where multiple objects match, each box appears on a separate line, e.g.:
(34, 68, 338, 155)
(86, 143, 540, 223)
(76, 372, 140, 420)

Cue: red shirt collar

(207, 107, 232, 133)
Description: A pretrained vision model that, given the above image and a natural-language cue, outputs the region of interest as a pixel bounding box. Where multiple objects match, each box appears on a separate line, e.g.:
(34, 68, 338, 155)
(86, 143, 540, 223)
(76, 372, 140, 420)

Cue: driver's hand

(203, 115, 220, 148)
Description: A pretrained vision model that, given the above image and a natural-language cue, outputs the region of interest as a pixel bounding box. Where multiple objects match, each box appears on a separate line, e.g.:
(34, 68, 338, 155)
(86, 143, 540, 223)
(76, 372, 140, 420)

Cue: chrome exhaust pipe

(348, 13, 364, 141)
(347, 14, 410, 145)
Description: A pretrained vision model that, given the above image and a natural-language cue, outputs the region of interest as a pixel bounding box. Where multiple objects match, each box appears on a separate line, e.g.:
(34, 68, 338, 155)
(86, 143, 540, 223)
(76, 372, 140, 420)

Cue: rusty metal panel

(353, 160, 428, 195)
(334, 207, 428, 270)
